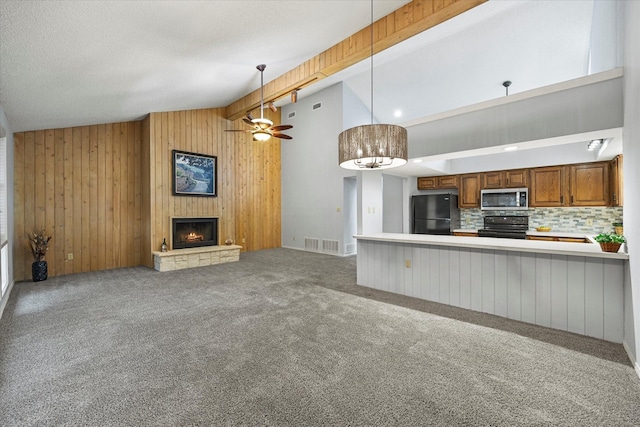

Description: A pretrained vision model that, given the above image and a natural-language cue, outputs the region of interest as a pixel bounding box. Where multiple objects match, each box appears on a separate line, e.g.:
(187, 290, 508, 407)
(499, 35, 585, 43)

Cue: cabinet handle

(571, 195, 574, 204)
(613, 193, 617, 204)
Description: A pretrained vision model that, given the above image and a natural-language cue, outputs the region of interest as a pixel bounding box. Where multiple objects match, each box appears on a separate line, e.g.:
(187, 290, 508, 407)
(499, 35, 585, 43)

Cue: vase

(599, 242, 621, 253)
(32, 260, 48, 282)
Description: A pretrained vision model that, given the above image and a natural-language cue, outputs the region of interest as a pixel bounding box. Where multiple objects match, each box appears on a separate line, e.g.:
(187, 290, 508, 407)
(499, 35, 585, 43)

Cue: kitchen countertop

(454, 229, 599, 239)
(355, 232, 628, 260)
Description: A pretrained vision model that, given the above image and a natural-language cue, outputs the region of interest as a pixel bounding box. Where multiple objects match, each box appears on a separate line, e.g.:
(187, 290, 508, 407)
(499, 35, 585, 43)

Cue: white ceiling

(0, 0, 623, 176)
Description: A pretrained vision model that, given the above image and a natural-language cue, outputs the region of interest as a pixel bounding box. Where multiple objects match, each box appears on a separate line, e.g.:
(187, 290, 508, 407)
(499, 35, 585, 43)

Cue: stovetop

(478, 216, 528, 239)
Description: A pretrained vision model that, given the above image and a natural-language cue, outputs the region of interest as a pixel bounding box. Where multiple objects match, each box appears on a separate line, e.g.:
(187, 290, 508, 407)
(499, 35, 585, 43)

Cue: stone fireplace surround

(152, 216, 240, 272)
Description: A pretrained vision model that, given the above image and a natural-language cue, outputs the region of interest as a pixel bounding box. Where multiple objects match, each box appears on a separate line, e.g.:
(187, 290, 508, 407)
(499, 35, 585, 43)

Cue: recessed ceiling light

(394, 110, 402, 117)
(413, 159, 423, 163)
(503, 146, 518, 151)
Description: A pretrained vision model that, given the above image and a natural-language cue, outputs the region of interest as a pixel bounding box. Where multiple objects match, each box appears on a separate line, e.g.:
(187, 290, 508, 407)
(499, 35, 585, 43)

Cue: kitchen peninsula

(355, 233, 628, 343)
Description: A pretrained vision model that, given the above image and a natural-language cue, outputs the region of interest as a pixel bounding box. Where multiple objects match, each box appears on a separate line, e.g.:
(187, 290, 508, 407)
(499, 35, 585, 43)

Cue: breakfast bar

(355, 233, 628, 343)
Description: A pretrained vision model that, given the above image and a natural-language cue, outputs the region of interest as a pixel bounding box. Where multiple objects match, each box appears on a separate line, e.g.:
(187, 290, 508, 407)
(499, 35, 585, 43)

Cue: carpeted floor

(1, 248, 639, 426)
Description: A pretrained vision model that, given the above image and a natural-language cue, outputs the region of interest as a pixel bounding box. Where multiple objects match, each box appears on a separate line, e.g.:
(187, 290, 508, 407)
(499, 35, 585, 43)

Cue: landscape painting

(172, 150, 217, 197)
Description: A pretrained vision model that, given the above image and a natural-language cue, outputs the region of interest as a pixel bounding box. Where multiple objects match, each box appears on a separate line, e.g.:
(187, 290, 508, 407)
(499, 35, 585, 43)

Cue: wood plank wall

(144, 107, 281, 268)
(13, 122, 143, 281)
(14, 107, 282, 279)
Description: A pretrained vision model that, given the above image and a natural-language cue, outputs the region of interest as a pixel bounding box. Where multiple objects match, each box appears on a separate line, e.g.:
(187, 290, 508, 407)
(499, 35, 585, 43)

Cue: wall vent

(345, 243, 356, 255)
(322, 239, 339, 254)
(304, 237, 319, 252)
(312, 102, 322, 110)
(288, 111, 296, 119)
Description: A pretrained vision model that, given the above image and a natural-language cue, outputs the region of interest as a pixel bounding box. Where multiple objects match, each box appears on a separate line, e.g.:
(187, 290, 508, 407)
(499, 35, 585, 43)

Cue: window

(0, 136, 7, 296)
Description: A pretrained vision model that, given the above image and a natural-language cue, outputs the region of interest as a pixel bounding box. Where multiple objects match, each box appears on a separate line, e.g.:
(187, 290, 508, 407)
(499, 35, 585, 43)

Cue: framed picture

(172, 150, 217, 197)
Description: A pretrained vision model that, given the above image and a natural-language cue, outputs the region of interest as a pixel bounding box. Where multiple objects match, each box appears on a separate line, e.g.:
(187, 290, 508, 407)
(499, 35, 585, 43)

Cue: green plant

(27, 229, 52, 261)
(594, 233, 626, 244)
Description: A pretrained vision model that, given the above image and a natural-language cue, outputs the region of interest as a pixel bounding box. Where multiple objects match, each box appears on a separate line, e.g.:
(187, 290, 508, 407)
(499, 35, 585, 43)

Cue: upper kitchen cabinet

(529, 166, 565, 207)
(609, 155, 623, 206)
(459, 174, 481, 208)
(481, 171, 504, 189)
(568, 162, 609, 207)
(481, 169, 528, 189)
(417, 175, 458, 190)
(505, 169, 528, 188)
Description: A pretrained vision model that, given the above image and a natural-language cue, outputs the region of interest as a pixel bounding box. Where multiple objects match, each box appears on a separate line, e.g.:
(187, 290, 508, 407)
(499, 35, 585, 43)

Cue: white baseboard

(623, 340, 640, 379)
(0, 279, 15, 321)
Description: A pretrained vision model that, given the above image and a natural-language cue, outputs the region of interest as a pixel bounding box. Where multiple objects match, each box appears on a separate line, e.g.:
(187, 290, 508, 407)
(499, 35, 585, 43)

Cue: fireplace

(172, 217, 218, 249)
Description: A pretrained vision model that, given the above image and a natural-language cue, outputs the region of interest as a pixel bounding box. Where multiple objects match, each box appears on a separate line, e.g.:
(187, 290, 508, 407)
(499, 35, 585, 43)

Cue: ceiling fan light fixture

(253, 130, 271, 142)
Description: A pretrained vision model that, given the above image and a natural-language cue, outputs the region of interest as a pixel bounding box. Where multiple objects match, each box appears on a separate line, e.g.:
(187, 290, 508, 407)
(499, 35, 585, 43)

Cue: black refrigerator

(412, 194, 460, 235)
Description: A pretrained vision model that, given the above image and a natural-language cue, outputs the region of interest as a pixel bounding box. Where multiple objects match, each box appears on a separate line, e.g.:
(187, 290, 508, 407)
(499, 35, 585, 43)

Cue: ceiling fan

(226, 64, 293, 141)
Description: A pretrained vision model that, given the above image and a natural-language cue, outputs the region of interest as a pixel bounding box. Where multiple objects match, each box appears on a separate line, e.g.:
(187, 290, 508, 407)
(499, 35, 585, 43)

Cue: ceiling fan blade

(269, 125, 293, 132)
(246, 113, 254, 121)
(272, 133, 292, 140)
(225, 129, 252, 133)
(242, 117, 254, 126)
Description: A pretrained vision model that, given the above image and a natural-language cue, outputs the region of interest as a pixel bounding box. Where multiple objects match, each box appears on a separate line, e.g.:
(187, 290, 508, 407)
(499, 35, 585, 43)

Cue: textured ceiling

(0, 0, 410, 132)
(0, 0, 623, 176)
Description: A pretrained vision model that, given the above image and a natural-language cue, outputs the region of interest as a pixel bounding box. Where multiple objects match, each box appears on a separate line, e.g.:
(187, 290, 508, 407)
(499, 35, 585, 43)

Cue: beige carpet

(1, 248, 639, 426)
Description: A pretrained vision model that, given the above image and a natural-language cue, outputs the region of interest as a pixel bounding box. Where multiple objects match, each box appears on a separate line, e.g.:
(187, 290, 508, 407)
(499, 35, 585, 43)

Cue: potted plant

(594, 232, 625, 253)
(27, 229, 52, 281)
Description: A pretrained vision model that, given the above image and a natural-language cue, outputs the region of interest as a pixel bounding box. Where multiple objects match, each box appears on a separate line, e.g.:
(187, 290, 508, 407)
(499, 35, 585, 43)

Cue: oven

(478, 216, 528, 240)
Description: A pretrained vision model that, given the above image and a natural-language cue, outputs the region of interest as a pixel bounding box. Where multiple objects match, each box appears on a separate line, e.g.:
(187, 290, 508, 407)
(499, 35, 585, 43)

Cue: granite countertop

(355, 232, 628, 260)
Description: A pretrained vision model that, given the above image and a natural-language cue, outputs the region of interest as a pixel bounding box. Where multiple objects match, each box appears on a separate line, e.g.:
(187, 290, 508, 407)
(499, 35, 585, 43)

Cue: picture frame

(172, 150, 217, 197)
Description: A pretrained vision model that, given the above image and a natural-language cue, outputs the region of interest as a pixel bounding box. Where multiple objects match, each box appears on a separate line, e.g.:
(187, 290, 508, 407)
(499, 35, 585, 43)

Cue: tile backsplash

(461, 207, 623, 234)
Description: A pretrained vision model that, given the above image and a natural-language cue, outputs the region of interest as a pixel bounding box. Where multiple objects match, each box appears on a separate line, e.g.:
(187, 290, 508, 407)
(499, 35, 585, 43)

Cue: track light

(268, 101, 277, 113)
(291, 90, 298, 103)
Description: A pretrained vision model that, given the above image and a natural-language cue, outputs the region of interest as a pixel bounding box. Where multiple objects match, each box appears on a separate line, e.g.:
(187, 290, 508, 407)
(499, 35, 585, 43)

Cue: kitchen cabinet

(453, 231, 478, 237)
(610, 155, 623, 206)
(482, 171, 504, 189)
(417, 175, 458, 190)
(417, 177, 437, 190)
(529, 166, 565, 207)
(459, 174, 481, 208)
(568, 162, 608, 206)
(505, 169, 528, 188)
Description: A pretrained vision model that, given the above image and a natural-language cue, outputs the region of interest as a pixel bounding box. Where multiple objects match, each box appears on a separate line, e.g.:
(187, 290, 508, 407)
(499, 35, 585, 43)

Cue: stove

(478, 216, 528, 239)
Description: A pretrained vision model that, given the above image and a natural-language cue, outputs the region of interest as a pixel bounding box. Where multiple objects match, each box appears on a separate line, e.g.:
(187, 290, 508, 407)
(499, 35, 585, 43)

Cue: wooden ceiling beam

(224, 0, 487, 121)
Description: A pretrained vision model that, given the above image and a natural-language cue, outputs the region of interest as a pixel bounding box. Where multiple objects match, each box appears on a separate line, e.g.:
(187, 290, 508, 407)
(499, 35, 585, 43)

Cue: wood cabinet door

(569, 162, 609, 206)
(417, 177, 436, 190)
(609, 155, 623, 206)
(505, 169, 528, 188)
(459, 174, 480, 208)
(482, 171, 504, 189)
(529, 166, 565, 207)
(438, 175, 458, 188)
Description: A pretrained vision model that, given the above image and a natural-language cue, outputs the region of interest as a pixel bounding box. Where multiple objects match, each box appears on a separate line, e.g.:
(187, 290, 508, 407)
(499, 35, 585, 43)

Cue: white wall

(382, 174, 404, 233)
(622, 0, 640, 375)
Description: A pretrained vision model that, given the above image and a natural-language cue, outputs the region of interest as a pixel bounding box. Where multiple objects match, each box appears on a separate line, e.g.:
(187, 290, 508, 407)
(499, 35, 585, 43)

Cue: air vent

(288, 111, 296, 119)
(322, 239, 339, 254)
(312, 102, 322, 110)
(304, 237, 319, 252)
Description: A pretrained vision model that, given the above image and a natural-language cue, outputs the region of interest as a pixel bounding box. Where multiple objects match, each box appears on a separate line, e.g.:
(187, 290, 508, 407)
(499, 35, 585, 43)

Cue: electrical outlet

(405, 260, 411, 268)
(336, 207, 341, 212)
(67, 253, 74, 260)
(242, 238, 246, 243)
(292, 236, 296, 241)
(586, 218, 593, 226)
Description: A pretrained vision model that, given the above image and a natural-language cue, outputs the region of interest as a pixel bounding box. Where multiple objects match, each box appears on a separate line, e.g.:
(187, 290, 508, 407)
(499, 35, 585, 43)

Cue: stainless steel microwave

(480, 188, 528, 211)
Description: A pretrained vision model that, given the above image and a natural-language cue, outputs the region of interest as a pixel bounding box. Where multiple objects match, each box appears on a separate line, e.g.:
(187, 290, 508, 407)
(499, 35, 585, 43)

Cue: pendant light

(338, 0, 407, 170)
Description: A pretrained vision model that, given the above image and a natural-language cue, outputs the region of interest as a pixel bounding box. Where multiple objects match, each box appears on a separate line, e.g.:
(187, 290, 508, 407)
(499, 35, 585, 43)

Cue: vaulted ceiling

(0, 0, 623, 175)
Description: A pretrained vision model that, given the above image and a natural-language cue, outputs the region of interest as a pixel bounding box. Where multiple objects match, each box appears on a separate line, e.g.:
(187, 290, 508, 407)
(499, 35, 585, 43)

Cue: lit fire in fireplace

(184, 232, 204, 242)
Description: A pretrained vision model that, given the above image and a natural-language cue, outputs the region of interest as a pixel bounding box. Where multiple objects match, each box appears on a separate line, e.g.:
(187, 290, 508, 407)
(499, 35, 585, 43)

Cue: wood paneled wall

(143, 107, 281, 267)
(13, 122, 143, 281)
(14, 107, 281, 279)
